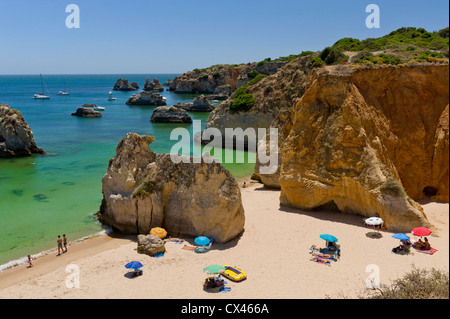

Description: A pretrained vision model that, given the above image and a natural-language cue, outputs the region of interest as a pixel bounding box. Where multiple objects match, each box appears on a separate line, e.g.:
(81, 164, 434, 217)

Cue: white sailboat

(57, 78, 70, 95)
(107, 91, 117, 101)
(33, 74, 50, 99)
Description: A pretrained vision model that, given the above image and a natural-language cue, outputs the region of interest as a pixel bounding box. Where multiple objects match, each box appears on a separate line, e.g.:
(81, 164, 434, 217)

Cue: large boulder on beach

(126, 92, 167, 106)
(150, 106, 193, 123)
(113, 78, 139, 91)
(71, 107, 102, 118)
(137, 234, 166, 256)
(0, 103, 45, 157)
(98, 133, 245, 243)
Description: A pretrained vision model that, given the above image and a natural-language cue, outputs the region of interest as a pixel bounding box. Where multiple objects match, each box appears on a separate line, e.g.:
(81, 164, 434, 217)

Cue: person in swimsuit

(57, 235, 63, 256)
(63, 234, 68, 253)
(27, 255, 33, 268)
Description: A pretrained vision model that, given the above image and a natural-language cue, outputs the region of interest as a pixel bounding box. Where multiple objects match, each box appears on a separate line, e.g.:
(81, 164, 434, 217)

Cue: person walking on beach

(63, 234, 68, 253)
(57, 235, 63, 256)
(27, 255, 33, 268)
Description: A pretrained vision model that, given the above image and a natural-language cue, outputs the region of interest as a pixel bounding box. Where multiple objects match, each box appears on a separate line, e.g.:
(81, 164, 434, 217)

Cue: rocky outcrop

(0, 104, 45, 157)
(169, 64, 252, 94)
(150, 106, 193, 123)
(162, 79, 173, 87)
(144, 77, 164, 92)
(126, 92, 167, 106)
(277, 64, 448, 232)
(174, 95, 214, 112)
(137, 234, 166, 256)
(113, 78, 139, 91)
(71, 107, 102, 118)
(98, 133, 245, 243)
(205, 56, 312, 149)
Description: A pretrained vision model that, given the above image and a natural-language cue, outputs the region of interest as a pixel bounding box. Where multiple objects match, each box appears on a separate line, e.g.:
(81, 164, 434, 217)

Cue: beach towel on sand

(417, 248, 438, 255)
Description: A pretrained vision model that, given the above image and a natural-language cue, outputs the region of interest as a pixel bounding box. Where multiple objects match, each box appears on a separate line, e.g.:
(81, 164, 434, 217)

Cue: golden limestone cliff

(278, 64, 448, 232)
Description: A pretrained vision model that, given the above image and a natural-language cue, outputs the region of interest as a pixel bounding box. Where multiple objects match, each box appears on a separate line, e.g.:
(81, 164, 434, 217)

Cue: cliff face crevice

(277, 64, 448, 232)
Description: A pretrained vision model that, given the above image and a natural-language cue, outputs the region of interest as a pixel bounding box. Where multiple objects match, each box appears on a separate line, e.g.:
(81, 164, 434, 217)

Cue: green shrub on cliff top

(230, 85, 255, 112)
(320, 47, 349, 65)
(248, 74, 267, 85)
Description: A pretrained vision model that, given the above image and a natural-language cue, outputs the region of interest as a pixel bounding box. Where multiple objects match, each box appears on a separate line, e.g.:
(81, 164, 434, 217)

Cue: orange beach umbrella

(150, 227, 167, 239)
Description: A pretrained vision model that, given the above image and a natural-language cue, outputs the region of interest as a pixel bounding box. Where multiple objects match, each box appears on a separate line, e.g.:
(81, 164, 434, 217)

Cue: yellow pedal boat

(221, 265, 247, 282)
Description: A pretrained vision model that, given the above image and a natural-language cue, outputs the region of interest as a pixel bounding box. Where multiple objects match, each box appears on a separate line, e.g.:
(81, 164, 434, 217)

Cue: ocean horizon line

(0, 73, 182, 76)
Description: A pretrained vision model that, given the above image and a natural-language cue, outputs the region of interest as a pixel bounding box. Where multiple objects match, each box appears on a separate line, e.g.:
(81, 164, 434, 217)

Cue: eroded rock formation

(71, 107, 102, 118)
(0, 104, 45, 157)
(277, 64, 448, 232)
(98, 133, 245, 243)
(126, 92, 167, 106)
(150, 106, 192, 123)
(113, 78, 139, 91)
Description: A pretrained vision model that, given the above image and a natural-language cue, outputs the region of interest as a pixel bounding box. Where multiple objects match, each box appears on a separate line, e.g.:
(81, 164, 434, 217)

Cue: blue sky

(0, 0, 448, 74)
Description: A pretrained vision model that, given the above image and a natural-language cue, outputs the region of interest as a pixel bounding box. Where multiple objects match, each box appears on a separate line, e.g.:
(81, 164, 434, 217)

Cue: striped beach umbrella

(150, 227, 167, 239)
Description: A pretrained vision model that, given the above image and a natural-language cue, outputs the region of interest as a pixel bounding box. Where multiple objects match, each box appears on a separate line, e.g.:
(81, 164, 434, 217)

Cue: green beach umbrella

(203, 265, 226, 275)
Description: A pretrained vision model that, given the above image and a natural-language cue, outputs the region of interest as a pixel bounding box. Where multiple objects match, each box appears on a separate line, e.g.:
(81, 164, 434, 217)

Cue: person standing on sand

(63, 234, 68, 253)
(57, 235, 63, 256)
(27, 255, 33, 268)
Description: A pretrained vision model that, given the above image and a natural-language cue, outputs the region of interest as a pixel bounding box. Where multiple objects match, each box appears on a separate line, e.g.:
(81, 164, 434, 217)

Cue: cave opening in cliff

(423, 186, 438, 198)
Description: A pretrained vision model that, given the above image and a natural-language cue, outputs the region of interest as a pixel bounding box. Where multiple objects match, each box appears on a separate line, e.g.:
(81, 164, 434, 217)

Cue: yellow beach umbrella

(150, 227, 167, 239)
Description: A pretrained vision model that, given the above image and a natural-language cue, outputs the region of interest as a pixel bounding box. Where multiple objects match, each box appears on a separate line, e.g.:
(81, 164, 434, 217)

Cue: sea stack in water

(126, 92, 167, 106)
(98, 133, 245, 243)
(71, 107, 102, 118)
(174, 95, 214, 112)
(0, 104, 45, 157)
(143, 77, 164, 92)
(113, 78, 139, 91)
(150, 106, 193, 123)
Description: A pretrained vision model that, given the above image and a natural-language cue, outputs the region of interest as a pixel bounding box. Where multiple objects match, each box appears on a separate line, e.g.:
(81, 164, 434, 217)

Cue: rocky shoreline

(0, 104, 45, 158)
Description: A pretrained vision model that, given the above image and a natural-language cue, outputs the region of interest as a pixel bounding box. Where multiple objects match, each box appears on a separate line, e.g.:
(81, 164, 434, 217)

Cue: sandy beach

(0, 182, 448, 299)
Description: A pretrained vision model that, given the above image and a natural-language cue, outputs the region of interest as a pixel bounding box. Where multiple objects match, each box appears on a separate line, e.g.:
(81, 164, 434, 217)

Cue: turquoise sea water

(0, 74, 256, 267)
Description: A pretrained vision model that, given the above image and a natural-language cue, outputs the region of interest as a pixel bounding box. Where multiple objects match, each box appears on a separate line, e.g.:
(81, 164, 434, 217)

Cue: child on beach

(27, 255, 33, 268)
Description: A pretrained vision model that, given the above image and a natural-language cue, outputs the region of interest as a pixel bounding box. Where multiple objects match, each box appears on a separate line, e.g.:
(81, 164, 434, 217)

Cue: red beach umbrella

(411, 227, 432, 237)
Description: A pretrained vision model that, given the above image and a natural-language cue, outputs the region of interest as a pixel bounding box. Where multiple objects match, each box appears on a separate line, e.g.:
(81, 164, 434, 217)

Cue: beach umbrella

(365, 217, 384, 226)
(203, 265, 225, 275)
(411, 227, 431, 237)
(195, 236, 210, 246)
(125, 261, 143, 271)
(320, 234, 338, 243)
(150, 227, 167, 239)
(392, 233, 410, 240)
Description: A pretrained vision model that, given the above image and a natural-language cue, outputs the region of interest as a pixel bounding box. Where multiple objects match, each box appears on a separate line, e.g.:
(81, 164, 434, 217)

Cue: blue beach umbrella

(125, 261, 143, 271)
(320, 234, 338, 243)
(195, 236, 210, 246)
(392, 233, 410, 241)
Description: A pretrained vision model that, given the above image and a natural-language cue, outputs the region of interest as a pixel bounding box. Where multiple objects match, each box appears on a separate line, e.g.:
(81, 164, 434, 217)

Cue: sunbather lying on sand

(311, 251, 335, 259)
(310, 256, 331, 264)
(164, 238, 184, 243)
